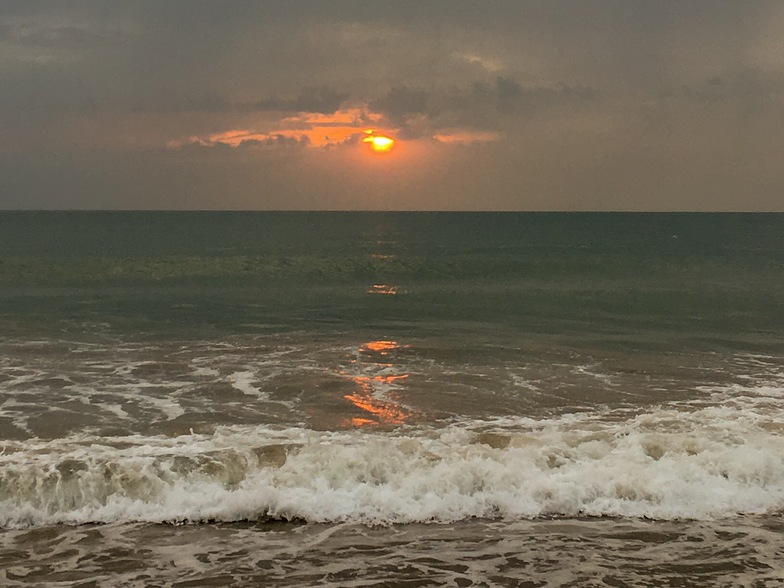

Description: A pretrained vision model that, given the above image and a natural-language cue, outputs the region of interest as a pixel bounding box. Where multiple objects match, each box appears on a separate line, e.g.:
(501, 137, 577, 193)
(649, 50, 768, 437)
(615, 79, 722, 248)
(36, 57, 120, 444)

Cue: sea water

(0, 212, 782, 586)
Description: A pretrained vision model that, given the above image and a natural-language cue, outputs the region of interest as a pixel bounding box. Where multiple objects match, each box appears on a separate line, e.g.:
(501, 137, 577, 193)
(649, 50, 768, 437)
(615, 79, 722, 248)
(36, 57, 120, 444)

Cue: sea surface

(0, 211, 783, 587)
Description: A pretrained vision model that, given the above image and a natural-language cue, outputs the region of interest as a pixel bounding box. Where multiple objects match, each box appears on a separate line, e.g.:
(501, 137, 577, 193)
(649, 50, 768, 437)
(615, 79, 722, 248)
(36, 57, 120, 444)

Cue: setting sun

(363, 131, 395, 154)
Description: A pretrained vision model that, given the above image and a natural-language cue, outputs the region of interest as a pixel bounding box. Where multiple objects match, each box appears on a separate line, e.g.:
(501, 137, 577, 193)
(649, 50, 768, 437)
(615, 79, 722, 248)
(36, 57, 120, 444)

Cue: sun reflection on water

(361, 339, 400, 354)
(341, 340, 413, 427)
(366, 284, 403, 296)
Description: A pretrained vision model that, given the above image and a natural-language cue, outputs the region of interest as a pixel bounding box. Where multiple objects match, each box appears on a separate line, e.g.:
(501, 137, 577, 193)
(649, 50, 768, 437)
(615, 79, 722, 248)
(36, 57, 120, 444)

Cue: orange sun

(363, 131, 395, 154)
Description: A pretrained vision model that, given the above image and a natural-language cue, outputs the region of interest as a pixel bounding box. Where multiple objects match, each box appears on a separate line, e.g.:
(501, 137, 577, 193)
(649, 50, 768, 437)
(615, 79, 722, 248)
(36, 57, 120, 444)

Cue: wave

(1, 404, 783, 529)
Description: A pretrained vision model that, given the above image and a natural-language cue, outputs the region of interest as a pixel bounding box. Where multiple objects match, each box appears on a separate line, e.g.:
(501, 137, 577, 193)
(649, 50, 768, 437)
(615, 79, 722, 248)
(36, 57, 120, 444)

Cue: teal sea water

(1, 212, 783, 586)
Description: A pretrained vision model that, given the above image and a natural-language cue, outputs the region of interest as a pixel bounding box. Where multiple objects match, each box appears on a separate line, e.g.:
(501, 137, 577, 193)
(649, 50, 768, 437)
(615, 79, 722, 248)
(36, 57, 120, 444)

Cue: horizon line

(1, 209, 782, 214)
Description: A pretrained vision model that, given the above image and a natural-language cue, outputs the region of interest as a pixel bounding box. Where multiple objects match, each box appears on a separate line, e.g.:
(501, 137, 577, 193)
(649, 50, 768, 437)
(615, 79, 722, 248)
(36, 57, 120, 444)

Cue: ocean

(0, 211, 782, 587)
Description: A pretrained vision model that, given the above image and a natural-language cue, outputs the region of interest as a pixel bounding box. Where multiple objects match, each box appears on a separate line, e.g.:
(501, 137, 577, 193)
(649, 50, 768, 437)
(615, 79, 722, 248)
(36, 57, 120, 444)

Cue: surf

(2, 401, 782, 529)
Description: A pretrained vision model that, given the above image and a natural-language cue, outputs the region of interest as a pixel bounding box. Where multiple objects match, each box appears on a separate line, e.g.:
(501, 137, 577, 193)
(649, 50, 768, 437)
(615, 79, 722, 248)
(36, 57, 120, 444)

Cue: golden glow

(197, 125, 362, 149)
(339, 339, 412, 427)
(361, 339, 404, 355)
(174, 108, 387, 150)
(367, 284, 401, 296)
(363, 130, 395, 153)
(343, 374, 410, 426)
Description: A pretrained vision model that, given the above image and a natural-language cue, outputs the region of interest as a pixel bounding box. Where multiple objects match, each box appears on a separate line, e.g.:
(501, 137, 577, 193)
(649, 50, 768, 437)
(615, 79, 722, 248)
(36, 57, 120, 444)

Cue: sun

(363, 131, 395, 154)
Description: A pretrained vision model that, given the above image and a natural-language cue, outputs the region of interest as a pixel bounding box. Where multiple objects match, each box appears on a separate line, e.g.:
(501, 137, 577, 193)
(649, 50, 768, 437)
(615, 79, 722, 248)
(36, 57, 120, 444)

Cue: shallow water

(2, 516, 783, 587)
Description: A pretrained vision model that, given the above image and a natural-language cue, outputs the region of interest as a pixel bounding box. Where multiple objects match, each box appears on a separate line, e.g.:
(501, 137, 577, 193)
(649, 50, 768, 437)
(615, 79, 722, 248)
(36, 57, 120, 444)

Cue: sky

(1, 1, 783, 211)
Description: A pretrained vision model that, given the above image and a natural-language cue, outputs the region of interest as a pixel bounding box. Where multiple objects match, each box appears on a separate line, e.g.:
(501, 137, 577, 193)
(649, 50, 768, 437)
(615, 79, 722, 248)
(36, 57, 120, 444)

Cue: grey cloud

(371, 77, 597, 135)
(122, 86, 349, 116)
(370, 87, 431, 121)
(242, 134, 310, 149)
(1, 21, 112, 48)
(182, 134, 311, 152)
(250, 87, 349, 114)
(482, 77, 596, 114)
(660, 69, 784, 106)
(0, 2, 773, 117)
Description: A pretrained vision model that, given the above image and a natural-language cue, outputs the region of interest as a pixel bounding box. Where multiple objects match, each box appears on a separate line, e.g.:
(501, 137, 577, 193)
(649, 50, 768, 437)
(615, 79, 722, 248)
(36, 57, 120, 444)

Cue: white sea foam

(227, 371, 269, 399)
(1, 401, 782, 529)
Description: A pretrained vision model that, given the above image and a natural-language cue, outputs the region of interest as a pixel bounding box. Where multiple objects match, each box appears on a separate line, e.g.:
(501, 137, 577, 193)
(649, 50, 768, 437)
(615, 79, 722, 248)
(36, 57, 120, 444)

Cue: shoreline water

(1, 212, 782, 585)
(2, 514, 783, 587)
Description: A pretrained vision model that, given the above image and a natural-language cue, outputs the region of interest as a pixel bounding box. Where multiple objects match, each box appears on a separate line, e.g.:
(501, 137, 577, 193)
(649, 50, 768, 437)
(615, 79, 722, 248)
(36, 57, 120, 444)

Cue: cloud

(369, 77, 596, 140)
(174, 108, 384, 150)
(452, 52, 504, 73)
(249, 86, 349, 114)
(184, 132, 311, 151)
(2, 1, 784, 210)
(432, 130, 502, 145)
(658, 68, 784, 114)
(125, 86, 350, 116)
(177, 75, 597, 152)
(370, 86, 430, 121)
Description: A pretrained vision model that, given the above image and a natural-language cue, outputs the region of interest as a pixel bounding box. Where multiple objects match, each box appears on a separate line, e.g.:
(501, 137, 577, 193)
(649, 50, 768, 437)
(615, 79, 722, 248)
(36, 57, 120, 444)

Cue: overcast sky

(1, 1, 782, 210)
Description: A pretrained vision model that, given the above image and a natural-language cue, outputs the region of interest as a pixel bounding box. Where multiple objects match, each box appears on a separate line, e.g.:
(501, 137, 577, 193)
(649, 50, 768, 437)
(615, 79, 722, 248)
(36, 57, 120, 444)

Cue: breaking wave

(2, 402, 783, 529)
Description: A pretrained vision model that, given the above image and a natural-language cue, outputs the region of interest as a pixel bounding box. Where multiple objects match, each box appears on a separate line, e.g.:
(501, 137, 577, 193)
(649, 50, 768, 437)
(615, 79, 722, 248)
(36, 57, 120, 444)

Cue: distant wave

(2, 401, 782, 528)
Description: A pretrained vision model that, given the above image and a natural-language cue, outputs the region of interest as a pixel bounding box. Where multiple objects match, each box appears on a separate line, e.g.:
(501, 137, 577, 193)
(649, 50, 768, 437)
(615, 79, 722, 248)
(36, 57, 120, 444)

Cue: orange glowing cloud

(168, 105, 502, 153)
(193, 126, 359, 149)
(174, 108, 393, 150)
(282, 110, 380, 127)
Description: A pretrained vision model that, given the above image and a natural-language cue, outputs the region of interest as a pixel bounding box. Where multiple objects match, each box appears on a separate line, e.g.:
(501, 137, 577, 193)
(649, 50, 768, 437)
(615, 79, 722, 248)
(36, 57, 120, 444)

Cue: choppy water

(1, 212, 783, 586)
